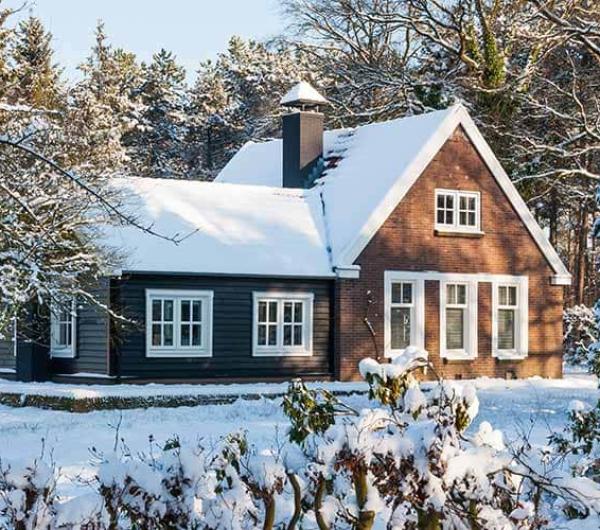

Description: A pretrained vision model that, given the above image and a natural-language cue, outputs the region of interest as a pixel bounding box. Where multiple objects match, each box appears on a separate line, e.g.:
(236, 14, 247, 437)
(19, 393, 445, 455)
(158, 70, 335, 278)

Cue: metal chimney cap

(280, 81, 329, 109)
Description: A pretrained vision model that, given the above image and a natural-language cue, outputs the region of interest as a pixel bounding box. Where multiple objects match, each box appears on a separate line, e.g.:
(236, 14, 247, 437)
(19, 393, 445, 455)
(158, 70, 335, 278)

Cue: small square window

(435, 190, 480, 232)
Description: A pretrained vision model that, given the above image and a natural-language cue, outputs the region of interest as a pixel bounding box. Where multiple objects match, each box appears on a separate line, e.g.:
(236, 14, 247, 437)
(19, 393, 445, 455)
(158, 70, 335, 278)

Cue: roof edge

(335, 104, 571, 280)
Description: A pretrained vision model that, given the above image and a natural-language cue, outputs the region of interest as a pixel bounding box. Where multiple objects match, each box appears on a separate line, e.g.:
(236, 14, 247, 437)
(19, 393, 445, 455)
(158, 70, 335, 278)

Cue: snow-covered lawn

(0, 374, 597, 499)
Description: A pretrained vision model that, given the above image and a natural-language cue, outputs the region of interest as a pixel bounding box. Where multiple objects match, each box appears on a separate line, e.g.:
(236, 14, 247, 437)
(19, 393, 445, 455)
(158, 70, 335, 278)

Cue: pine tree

(125, 48, 187, 178)
(65, 21, 144, 176)
(11, 16, 62, 109)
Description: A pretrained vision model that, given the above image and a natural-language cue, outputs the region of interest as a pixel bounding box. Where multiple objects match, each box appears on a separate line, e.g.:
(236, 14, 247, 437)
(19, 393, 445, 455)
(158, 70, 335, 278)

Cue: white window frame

(440, 280, 478, 360)
(50, 300, 77, 358)
(384, 272, 425, 358)
(252, 292, 314, 357)
(145, 289, 213, 358)
(492, 277, 528, 360)
(435, 189, 481, 233)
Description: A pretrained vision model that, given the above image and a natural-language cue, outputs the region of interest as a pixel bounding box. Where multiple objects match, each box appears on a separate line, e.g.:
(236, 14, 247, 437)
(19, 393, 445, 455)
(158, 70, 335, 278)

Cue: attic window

(435, 189, 481, 233)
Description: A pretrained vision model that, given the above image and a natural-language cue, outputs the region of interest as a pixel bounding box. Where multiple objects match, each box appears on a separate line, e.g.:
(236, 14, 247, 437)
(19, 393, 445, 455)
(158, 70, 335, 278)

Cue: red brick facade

(335, 127, 564, 381)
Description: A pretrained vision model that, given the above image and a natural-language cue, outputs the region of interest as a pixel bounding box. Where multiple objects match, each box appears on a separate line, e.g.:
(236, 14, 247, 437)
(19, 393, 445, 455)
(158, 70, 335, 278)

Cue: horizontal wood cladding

(112, 275, 334, 379)
(336, 127, 564, 381)
(49, 279, 110, 375)
(0, 339, 15, 370)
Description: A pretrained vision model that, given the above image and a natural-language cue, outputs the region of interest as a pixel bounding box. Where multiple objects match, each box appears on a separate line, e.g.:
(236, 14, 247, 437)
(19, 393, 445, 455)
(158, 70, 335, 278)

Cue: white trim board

(337, 104, 571, 285)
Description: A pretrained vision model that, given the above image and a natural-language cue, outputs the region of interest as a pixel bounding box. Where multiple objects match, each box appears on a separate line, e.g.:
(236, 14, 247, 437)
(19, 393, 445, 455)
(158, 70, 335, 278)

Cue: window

(253, 293, 313, 356)
(440, 280, 478, 360)
(384, 273, 425, 357)
(435, 190, 480, 232)
(50, 301, 76, 358)
(492, 279, 528, 359)
(146, 290, 213, 357)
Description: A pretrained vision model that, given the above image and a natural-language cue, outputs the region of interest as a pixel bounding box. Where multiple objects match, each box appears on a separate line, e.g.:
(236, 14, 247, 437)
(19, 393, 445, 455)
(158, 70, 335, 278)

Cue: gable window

(253, 292, 313, 356)
(435, 189, 480, 232)
(440, 280, 478, 360)
(146, 290, 213, 357)
(492, 278, 528, 359)
(384, 273, 425, 357)
(50, 301, 76, 358)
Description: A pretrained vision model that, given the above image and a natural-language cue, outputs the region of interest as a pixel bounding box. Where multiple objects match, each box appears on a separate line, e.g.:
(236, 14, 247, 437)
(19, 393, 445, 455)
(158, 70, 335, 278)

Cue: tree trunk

(263, 494, 276, 530)
(315, 478, 330, 530)
(287, 473, 302, 530)
(353, 465, 375, 530)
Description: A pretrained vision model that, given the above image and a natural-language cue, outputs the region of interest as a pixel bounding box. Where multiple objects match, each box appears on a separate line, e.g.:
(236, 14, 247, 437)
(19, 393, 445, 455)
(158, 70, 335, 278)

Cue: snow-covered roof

(104, 178, 332, 277)
(106, 105, 570, 282)
(280, 81, 328, 106)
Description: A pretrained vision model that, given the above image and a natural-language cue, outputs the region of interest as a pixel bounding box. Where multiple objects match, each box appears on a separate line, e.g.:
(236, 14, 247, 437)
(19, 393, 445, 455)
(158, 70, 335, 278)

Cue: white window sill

(494, 351, 527, 361)
(253, 349, 313, 357)
(146, 350, 212, 358)
(434, 226, 484, 237)
(441, 351, 477, 361)
(50, 349, 75, 359)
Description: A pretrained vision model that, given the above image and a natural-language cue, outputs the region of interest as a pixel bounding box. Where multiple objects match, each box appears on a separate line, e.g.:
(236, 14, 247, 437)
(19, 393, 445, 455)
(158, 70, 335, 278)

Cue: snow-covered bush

(564, 305, 599, 373)
(2, 350, 600, 529)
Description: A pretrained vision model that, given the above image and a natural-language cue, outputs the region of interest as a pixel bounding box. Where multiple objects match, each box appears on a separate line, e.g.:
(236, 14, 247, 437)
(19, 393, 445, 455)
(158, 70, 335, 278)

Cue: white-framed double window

(146, 290, 213, 358)
(384, 273, 425, 358)
(492, 278, 528, 359)
(252, 292, 314, 357)
(440, 280, 478, 360)
(435, 189, 481, 232)
(50, 301, 76, 358)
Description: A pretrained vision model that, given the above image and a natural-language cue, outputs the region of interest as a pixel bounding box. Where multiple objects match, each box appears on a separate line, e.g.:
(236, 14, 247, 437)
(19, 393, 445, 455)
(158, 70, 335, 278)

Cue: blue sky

(6, 0, 286, 80)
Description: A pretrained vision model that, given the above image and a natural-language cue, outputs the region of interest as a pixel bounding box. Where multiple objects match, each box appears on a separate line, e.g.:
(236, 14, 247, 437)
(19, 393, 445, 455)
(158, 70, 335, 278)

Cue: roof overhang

(335, 104, 572, 285)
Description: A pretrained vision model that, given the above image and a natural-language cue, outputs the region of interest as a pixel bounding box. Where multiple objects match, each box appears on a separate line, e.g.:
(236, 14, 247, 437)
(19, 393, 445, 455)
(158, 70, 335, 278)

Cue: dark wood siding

(0, 337, 15, 370)
(113, 274, 334, 379)
(50, 279, 110, 375)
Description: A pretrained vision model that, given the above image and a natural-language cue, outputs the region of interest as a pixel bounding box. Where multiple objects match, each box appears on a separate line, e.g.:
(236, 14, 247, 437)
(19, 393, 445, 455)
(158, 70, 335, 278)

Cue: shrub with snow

(1, 349, 599, 529)
(564, 305, 600, 374)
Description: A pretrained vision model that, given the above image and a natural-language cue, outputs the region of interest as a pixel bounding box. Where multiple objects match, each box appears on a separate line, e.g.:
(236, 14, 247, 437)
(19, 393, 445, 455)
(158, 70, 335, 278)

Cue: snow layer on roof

(104, 178, 333, 277)
(280, 81, 328, 106)
(217, 107, 455, 266)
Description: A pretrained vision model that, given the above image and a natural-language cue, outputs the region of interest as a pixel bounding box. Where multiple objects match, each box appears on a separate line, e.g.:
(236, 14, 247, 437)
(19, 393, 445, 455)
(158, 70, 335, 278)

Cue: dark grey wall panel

(113, 275, 334, 379)
(50, 279, 110, 375)
(0, 337, 15, 370)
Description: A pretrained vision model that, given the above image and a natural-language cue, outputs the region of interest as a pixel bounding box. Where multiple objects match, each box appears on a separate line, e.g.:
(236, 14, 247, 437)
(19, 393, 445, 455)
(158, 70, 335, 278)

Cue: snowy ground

(0, 374, 597, 499)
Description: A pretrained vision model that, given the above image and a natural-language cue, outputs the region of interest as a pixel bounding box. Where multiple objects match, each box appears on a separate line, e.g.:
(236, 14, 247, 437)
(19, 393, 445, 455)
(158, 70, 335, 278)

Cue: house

(0, 82, 571, 383)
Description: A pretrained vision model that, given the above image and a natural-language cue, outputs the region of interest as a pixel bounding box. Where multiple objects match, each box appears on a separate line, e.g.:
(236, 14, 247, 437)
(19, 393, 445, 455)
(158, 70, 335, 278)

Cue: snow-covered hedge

(1, 348, 599, 529)
(564, 305, 600, 373)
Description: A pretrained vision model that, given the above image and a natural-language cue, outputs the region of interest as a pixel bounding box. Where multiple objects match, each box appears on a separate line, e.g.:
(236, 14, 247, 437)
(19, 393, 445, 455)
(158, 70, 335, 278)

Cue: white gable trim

(336, 105, 571, 284)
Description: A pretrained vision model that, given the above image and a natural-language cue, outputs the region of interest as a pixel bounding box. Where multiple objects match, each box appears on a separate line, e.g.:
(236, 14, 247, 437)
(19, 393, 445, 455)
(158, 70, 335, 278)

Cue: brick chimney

(280, 82, 329, 188)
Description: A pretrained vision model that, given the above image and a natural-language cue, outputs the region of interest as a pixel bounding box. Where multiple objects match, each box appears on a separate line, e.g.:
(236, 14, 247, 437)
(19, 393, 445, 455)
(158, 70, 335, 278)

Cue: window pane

(192, 301, 202, 322)
(268, 325, 277, 346)
(498, 309, 515, 350)
(192, 324, 202, 346)
(437, 209, 445, 224)
(445, 209, 454, 224)
(181, 324, 190, 346)
(467, 211, 476, 226)
(163, 324, 174, 346)
(446, 284, 456, 304)
(283, 325, 292, 346)
(284, 302, 293, 323)
(446, 195, 454, 209)
(402, 283, 412, 304)
(268, 302, 277, 323)
(459, 211, 467, 225)
(459, 196, 467, 209)
(437, 195, 445, 208)
(446, 308, 464, 350)
(293, 324, 303, 346)
(508, 286, 517, 306)
(164, 300, 174, 322)
(391, 307, 411, 350)
(152, 300, 162, 321)
(59, 324, 67, 346)
(499, 286, 507, 306)
(468, 197, 476, 210)
(456, 285, 466, 305)
(294, 302, 303, 323)
(391, 284, 402, 303)
(181, 300, 190, 322)
(258, 324, 267, 346)
(258, 302, 267, 323)
(152, 324, 162, 346)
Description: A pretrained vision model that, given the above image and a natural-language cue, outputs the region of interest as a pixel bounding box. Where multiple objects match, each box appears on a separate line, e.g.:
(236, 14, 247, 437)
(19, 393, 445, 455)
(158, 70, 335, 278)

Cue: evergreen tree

(65, 21, 144, 176)
(11, 16, 62, 109)
(125, 48, 187, 178)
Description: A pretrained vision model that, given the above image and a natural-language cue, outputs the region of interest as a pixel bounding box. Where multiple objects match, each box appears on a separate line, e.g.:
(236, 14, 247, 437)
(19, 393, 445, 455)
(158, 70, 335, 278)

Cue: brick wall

(336, 127, 565, 381)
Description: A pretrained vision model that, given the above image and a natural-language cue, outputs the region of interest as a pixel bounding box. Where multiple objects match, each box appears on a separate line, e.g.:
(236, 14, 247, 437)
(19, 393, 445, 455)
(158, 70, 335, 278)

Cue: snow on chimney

(280, 82, 329, 188)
